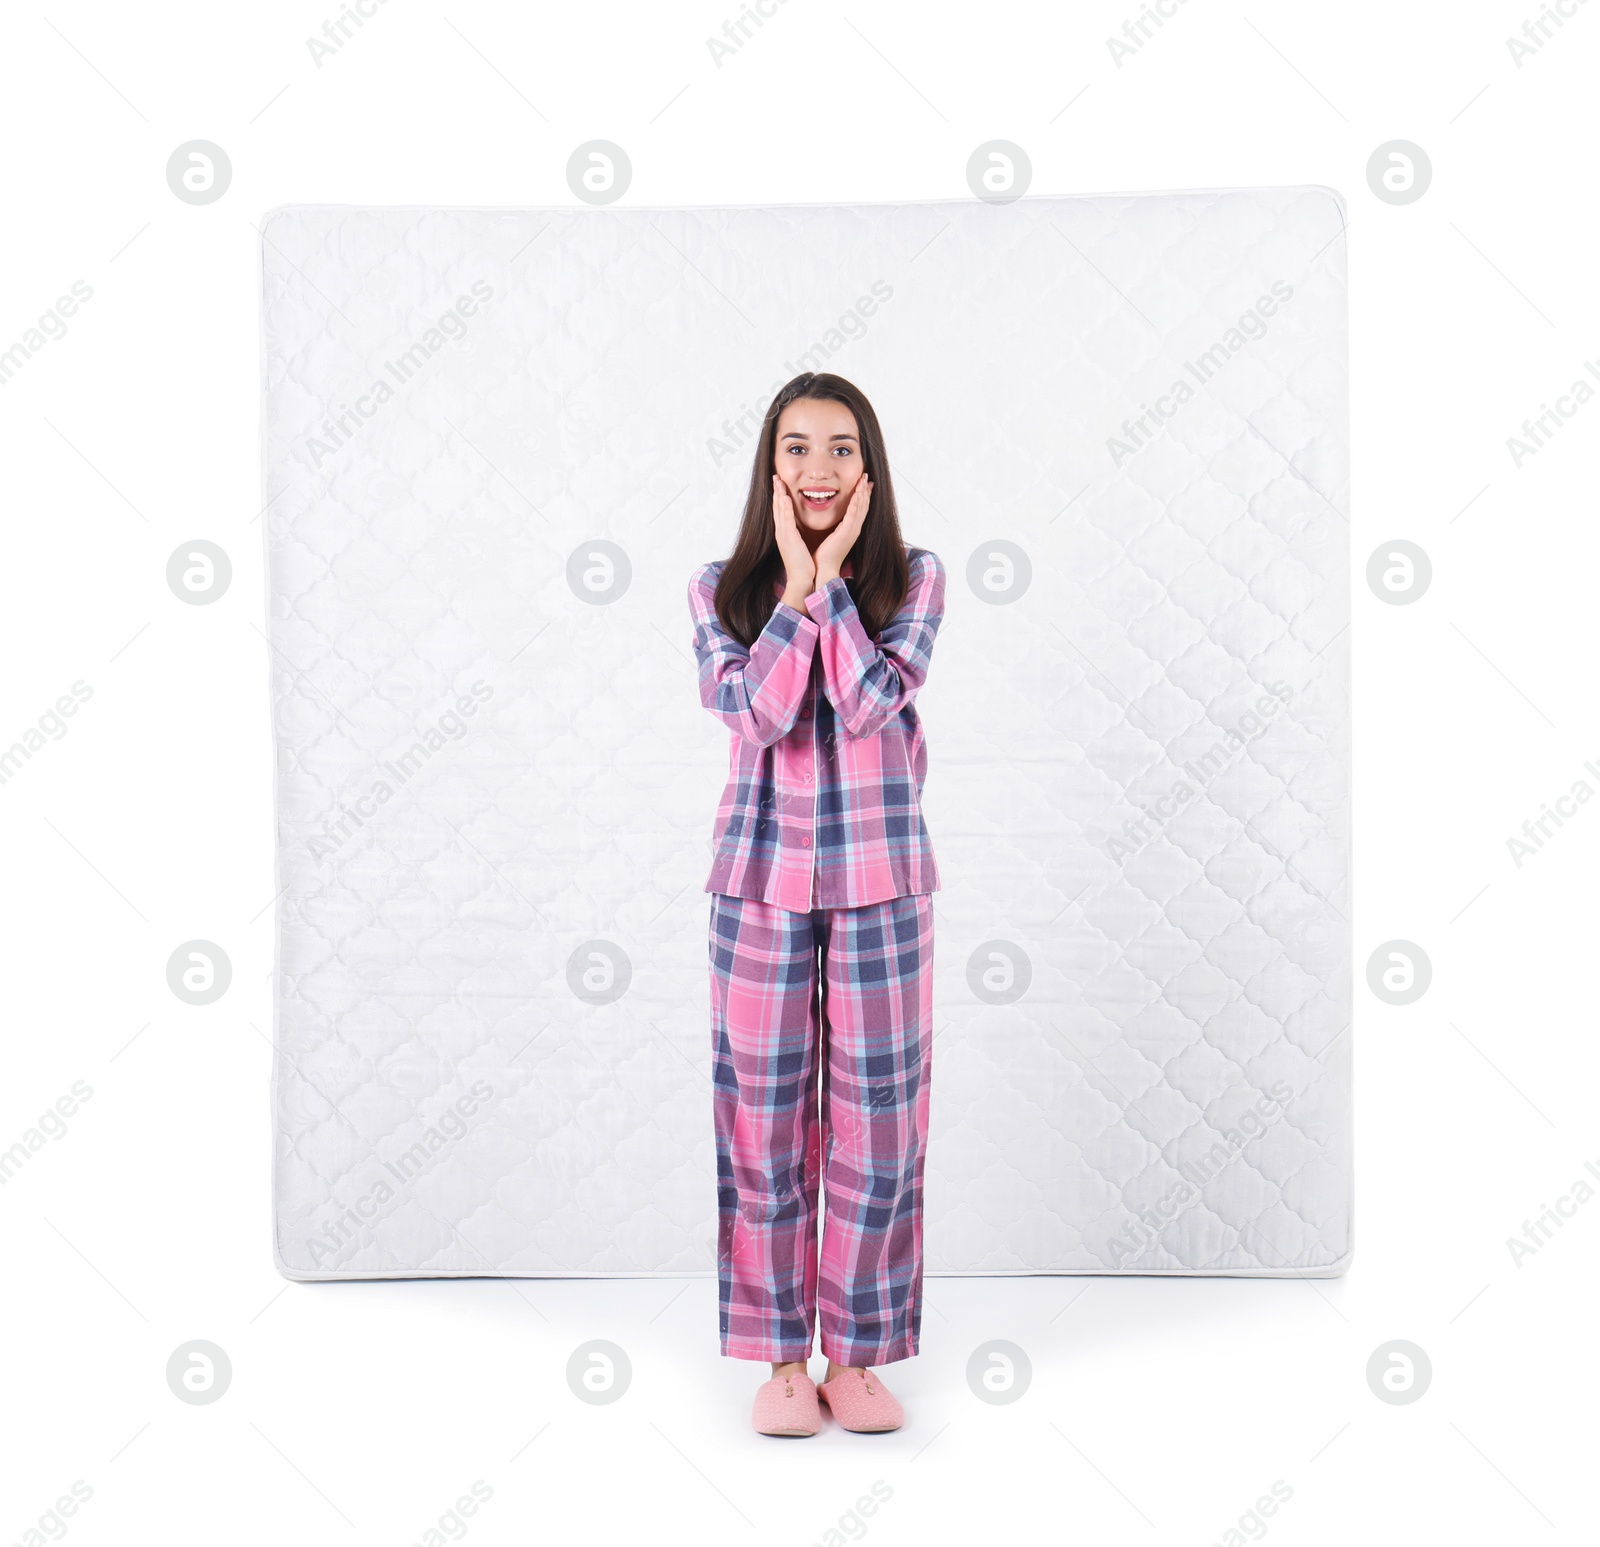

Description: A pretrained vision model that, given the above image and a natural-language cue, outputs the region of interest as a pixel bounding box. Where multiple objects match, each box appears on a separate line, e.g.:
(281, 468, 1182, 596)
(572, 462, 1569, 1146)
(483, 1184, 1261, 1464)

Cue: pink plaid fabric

(708, 890, 934, 1366)
(689, 547, 945, 910)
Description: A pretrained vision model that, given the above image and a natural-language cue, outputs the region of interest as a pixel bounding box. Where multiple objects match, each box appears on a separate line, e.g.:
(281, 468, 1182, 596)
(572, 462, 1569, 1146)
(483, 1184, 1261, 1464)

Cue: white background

(2, 2, 1596, 1543)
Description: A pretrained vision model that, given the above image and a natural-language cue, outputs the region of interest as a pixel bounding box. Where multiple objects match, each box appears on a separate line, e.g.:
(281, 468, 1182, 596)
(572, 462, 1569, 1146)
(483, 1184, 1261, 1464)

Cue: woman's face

(773, 398, 865, 538)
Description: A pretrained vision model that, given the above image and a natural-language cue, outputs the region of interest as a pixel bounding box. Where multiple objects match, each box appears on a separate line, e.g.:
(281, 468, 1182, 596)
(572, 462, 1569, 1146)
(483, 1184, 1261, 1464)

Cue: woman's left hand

(813, 475, 871, 582)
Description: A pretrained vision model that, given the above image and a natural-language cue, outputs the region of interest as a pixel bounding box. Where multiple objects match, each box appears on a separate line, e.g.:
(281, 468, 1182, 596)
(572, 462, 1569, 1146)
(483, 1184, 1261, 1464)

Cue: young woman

(686, 372, 946, 1437)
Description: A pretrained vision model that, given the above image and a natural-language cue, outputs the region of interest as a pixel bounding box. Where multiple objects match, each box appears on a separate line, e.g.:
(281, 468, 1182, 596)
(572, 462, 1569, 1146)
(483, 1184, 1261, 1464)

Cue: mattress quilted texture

(260, 191, 1351, 1280)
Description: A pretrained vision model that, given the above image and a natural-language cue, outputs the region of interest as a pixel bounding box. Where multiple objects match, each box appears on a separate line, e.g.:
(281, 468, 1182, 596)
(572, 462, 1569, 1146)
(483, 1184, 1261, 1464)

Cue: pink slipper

(752, 1371, 822, 1437)
(817, 1368, 904, 1432)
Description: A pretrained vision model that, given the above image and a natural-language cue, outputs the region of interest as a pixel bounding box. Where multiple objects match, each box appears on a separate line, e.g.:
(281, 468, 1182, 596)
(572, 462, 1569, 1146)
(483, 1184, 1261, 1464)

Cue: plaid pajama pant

(708, 890, 935, 1367)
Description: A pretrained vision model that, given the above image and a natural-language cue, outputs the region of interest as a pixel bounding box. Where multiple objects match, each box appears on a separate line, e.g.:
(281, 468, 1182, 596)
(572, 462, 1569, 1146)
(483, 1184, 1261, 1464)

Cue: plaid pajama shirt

(690, 546, 944, 1364)
(688, 545, 945, 912)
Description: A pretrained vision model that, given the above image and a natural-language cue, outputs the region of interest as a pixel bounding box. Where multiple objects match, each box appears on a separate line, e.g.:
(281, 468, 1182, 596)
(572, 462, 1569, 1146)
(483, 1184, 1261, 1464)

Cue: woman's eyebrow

(780, 432, 858, 442)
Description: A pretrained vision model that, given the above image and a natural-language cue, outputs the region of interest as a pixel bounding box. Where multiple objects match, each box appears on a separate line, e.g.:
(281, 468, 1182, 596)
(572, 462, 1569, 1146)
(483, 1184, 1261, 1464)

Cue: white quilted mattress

(260, 189, 1351, 1281)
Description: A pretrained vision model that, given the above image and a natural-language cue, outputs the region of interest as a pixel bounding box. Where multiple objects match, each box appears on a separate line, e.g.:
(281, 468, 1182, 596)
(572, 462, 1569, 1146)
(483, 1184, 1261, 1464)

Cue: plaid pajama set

(688, 546, 945, 1367)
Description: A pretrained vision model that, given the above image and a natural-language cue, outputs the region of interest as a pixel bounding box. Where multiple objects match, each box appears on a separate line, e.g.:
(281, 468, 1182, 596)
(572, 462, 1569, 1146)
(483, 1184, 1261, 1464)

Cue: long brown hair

(712, 372, 910, 648)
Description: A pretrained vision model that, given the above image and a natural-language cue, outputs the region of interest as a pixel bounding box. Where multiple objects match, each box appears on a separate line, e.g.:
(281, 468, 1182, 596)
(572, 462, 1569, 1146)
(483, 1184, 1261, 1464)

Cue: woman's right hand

(772, 473, 815, 605)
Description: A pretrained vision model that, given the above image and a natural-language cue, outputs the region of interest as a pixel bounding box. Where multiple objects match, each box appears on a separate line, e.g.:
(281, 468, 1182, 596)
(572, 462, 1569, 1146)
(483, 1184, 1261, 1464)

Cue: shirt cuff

(773, 598, 821, 634)
(803, 576, 850, 625)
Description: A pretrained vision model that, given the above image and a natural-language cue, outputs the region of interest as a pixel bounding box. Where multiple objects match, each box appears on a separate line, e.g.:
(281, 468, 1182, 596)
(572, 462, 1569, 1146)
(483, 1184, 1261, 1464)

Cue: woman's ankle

(771, 1360, 809, 1378)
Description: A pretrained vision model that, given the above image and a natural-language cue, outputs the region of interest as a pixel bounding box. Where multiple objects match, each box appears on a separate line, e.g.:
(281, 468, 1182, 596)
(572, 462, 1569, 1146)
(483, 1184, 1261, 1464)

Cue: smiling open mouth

(798, 487, 838, 509)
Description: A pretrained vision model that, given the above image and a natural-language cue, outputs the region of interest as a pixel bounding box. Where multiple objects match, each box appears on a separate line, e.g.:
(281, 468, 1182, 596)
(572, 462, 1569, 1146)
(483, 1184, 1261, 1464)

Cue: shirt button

(800, 835, 812, 847)
(802, 770, 813, 782)
(800, 708, 811, 719)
